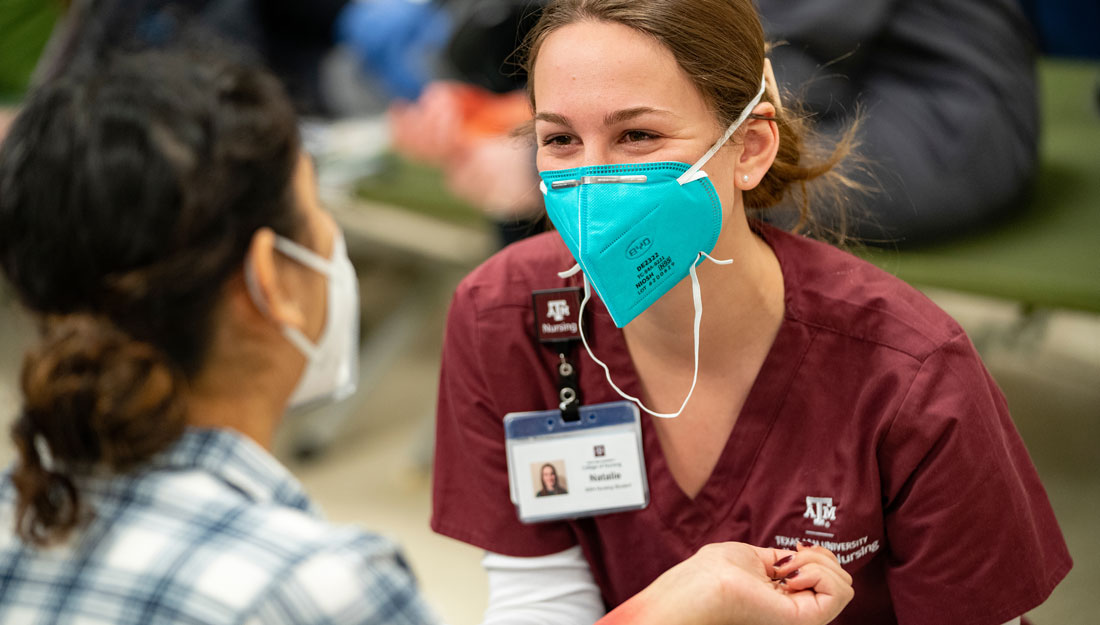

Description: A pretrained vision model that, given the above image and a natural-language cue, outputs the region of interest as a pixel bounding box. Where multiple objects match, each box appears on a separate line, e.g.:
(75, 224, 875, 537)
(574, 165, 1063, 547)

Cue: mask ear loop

(245, 234, 341, 361)
(575, 251, 731, 419)
(677, 75, 767, 185)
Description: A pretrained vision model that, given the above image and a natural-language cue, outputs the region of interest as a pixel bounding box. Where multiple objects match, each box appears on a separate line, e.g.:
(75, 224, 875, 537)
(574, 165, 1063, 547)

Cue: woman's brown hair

(0, 42, 302, 546)
(520, 0, 865, 242)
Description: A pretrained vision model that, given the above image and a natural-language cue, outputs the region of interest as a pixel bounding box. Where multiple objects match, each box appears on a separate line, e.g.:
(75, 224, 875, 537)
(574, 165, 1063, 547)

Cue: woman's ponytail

(744, 103, 868, 245)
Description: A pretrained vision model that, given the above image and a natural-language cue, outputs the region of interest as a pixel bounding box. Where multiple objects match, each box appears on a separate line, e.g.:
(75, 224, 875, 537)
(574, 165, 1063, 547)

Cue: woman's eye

(541, 134, 574, 146)
(623, 130, 657, 143)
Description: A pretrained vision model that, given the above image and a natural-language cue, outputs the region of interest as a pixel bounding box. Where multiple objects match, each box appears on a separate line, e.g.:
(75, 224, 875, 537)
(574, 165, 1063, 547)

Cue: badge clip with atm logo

(533, 287, 582, 343)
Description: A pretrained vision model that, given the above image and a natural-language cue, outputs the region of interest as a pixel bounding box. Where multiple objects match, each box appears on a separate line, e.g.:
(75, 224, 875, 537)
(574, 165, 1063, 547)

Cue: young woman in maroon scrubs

(431, 1, 1072, 623)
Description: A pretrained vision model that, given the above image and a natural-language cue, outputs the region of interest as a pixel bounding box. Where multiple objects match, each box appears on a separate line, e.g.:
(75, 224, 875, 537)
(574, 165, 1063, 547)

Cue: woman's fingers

(767, 543, 855, 624)
(780, 561, 855, 624)
(773, 542, 853, 586)
(748, 545, 796, 579)
(781, 561, 851, 595)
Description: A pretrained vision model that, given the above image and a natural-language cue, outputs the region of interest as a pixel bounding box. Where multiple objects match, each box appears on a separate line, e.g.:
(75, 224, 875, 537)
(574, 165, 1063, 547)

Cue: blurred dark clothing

(145, 0, 354, 114)
(443, 0, 543, 93)
(1019, 0, 1100, 58)
(34, 0, 354, 114)
(758, 0, 1039, 244)
(259, 0, 350, 43)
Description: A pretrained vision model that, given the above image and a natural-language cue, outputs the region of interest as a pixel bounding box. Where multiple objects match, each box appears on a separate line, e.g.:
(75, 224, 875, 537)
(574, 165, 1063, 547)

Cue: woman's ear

(244, 227, 306, 330)
(737, 101, 780, 190)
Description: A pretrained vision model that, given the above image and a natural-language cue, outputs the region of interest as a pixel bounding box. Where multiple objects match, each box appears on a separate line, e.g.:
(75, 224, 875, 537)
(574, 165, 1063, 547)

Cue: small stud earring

(742, 174, 750, 183)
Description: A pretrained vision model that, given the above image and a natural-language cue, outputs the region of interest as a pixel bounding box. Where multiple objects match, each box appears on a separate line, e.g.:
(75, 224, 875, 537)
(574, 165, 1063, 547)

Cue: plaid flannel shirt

(0, 427, 439, 625)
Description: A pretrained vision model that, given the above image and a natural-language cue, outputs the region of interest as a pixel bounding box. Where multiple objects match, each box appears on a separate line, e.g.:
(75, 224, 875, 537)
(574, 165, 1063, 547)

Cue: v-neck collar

(579, 224, 815, 543)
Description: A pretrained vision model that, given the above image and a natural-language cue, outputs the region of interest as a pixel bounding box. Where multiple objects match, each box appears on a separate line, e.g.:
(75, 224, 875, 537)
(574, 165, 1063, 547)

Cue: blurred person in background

(431, 0, 1071, 623)
(27, 0, 397, 116)
(0, 31, 856, 625)
(757, 0, 1042, 243)
(18, 0, 544, 244)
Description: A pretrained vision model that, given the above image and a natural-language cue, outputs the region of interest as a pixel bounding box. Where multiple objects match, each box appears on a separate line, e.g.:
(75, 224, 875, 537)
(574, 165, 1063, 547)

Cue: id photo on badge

(533, 461, 569, 497)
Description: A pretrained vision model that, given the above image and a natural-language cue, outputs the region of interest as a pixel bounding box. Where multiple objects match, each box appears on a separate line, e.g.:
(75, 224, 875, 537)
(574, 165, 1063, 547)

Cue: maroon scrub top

(432, 223, 1071, 624)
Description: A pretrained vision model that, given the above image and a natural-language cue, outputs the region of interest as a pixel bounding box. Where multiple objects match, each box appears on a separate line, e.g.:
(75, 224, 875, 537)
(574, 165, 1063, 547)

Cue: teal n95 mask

(246, 230, 360, 411)
(538, 76, 767, 419)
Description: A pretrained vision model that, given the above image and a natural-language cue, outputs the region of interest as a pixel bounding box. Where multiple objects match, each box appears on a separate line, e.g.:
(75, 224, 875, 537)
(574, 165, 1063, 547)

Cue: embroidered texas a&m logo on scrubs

(777, 495, 881, 566)
(803, 496, 837, 528)
(533, 287, 583, 343)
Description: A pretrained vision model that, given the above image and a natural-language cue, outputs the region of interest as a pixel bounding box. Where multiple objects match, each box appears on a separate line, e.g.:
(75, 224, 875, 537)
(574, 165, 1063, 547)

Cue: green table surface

(356, 154, 486, 228)
(860, 60, 1100, 313)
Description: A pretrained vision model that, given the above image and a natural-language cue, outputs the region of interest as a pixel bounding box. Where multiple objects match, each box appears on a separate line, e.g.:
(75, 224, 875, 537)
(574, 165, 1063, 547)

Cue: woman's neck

(621, 212, 784, 368)
(184, 366, 288, 451)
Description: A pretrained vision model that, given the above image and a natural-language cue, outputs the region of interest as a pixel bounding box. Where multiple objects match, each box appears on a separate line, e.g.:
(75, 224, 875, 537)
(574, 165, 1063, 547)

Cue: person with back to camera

(0, 33, 856, 625)
(430, 1, 1073, 623)
(537, 463, 568, 497)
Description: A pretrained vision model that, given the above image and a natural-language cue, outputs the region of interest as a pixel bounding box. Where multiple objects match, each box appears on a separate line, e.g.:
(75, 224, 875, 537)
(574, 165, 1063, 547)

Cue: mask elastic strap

(282, 325, 321, 360)
(576, 251, 732, 419)
(677, 75, 768, 185)
(245, 233, 343, 360)
(274, 236, 336, 276)
(557, 264, 582, 279)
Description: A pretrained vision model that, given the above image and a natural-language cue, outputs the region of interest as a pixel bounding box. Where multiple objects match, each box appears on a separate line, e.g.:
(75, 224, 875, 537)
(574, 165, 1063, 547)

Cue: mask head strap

(677, 74, 768, 185)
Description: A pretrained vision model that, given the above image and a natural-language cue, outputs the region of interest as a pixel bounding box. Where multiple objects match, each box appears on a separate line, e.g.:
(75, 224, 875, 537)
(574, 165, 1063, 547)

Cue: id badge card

(504, 400, 649, 524)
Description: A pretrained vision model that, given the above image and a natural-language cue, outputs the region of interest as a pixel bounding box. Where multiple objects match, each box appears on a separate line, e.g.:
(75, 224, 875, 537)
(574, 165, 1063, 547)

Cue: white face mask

(246, 230, 360, 411)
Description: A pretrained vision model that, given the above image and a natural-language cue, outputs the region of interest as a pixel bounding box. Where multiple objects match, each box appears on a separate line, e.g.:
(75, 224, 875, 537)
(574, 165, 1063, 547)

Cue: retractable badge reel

(504, 288, 649, 524)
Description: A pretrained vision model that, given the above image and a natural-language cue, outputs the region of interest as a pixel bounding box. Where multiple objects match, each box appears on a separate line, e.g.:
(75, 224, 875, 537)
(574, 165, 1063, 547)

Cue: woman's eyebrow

(603, 107, 676, 126)
(535, 112, 571, 126)
(534, 107, 677, 128)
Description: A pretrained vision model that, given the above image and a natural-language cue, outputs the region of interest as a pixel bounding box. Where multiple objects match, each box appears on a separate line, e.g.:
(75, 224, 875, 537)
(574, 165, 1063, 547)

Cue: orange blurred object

(389, 81, 532, 166)
(452, 85, 532, 139)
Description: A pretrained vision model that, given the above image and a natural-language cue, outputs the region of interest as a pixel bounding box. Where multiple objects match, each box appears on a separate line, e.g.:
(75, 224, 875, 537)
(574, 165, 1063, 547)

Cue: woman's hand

(388, 82, 465, 165)
(599, 541, 853, 625)
(444, 136, 542, 219)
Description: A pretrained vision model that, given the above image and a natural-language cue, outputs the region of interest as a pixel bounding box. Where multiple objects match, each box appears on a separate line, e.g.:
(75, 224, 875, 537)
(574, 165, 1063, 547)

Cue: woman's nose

(582, 145, 613, 168)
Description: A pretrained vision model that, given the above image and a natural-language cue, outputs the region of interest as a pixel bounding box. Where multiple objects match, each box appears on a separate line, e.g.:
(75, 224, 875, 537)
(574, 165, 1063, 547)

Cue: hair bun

(21, 314, 186, 470)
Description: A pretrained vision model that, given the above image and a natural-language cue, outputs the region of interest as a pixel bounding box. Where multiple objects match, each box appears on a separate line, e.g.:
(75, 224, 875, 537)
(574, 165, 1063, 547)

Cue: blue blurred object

(336, 0, 452, 101)
(1019, 0, 1100, 58)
